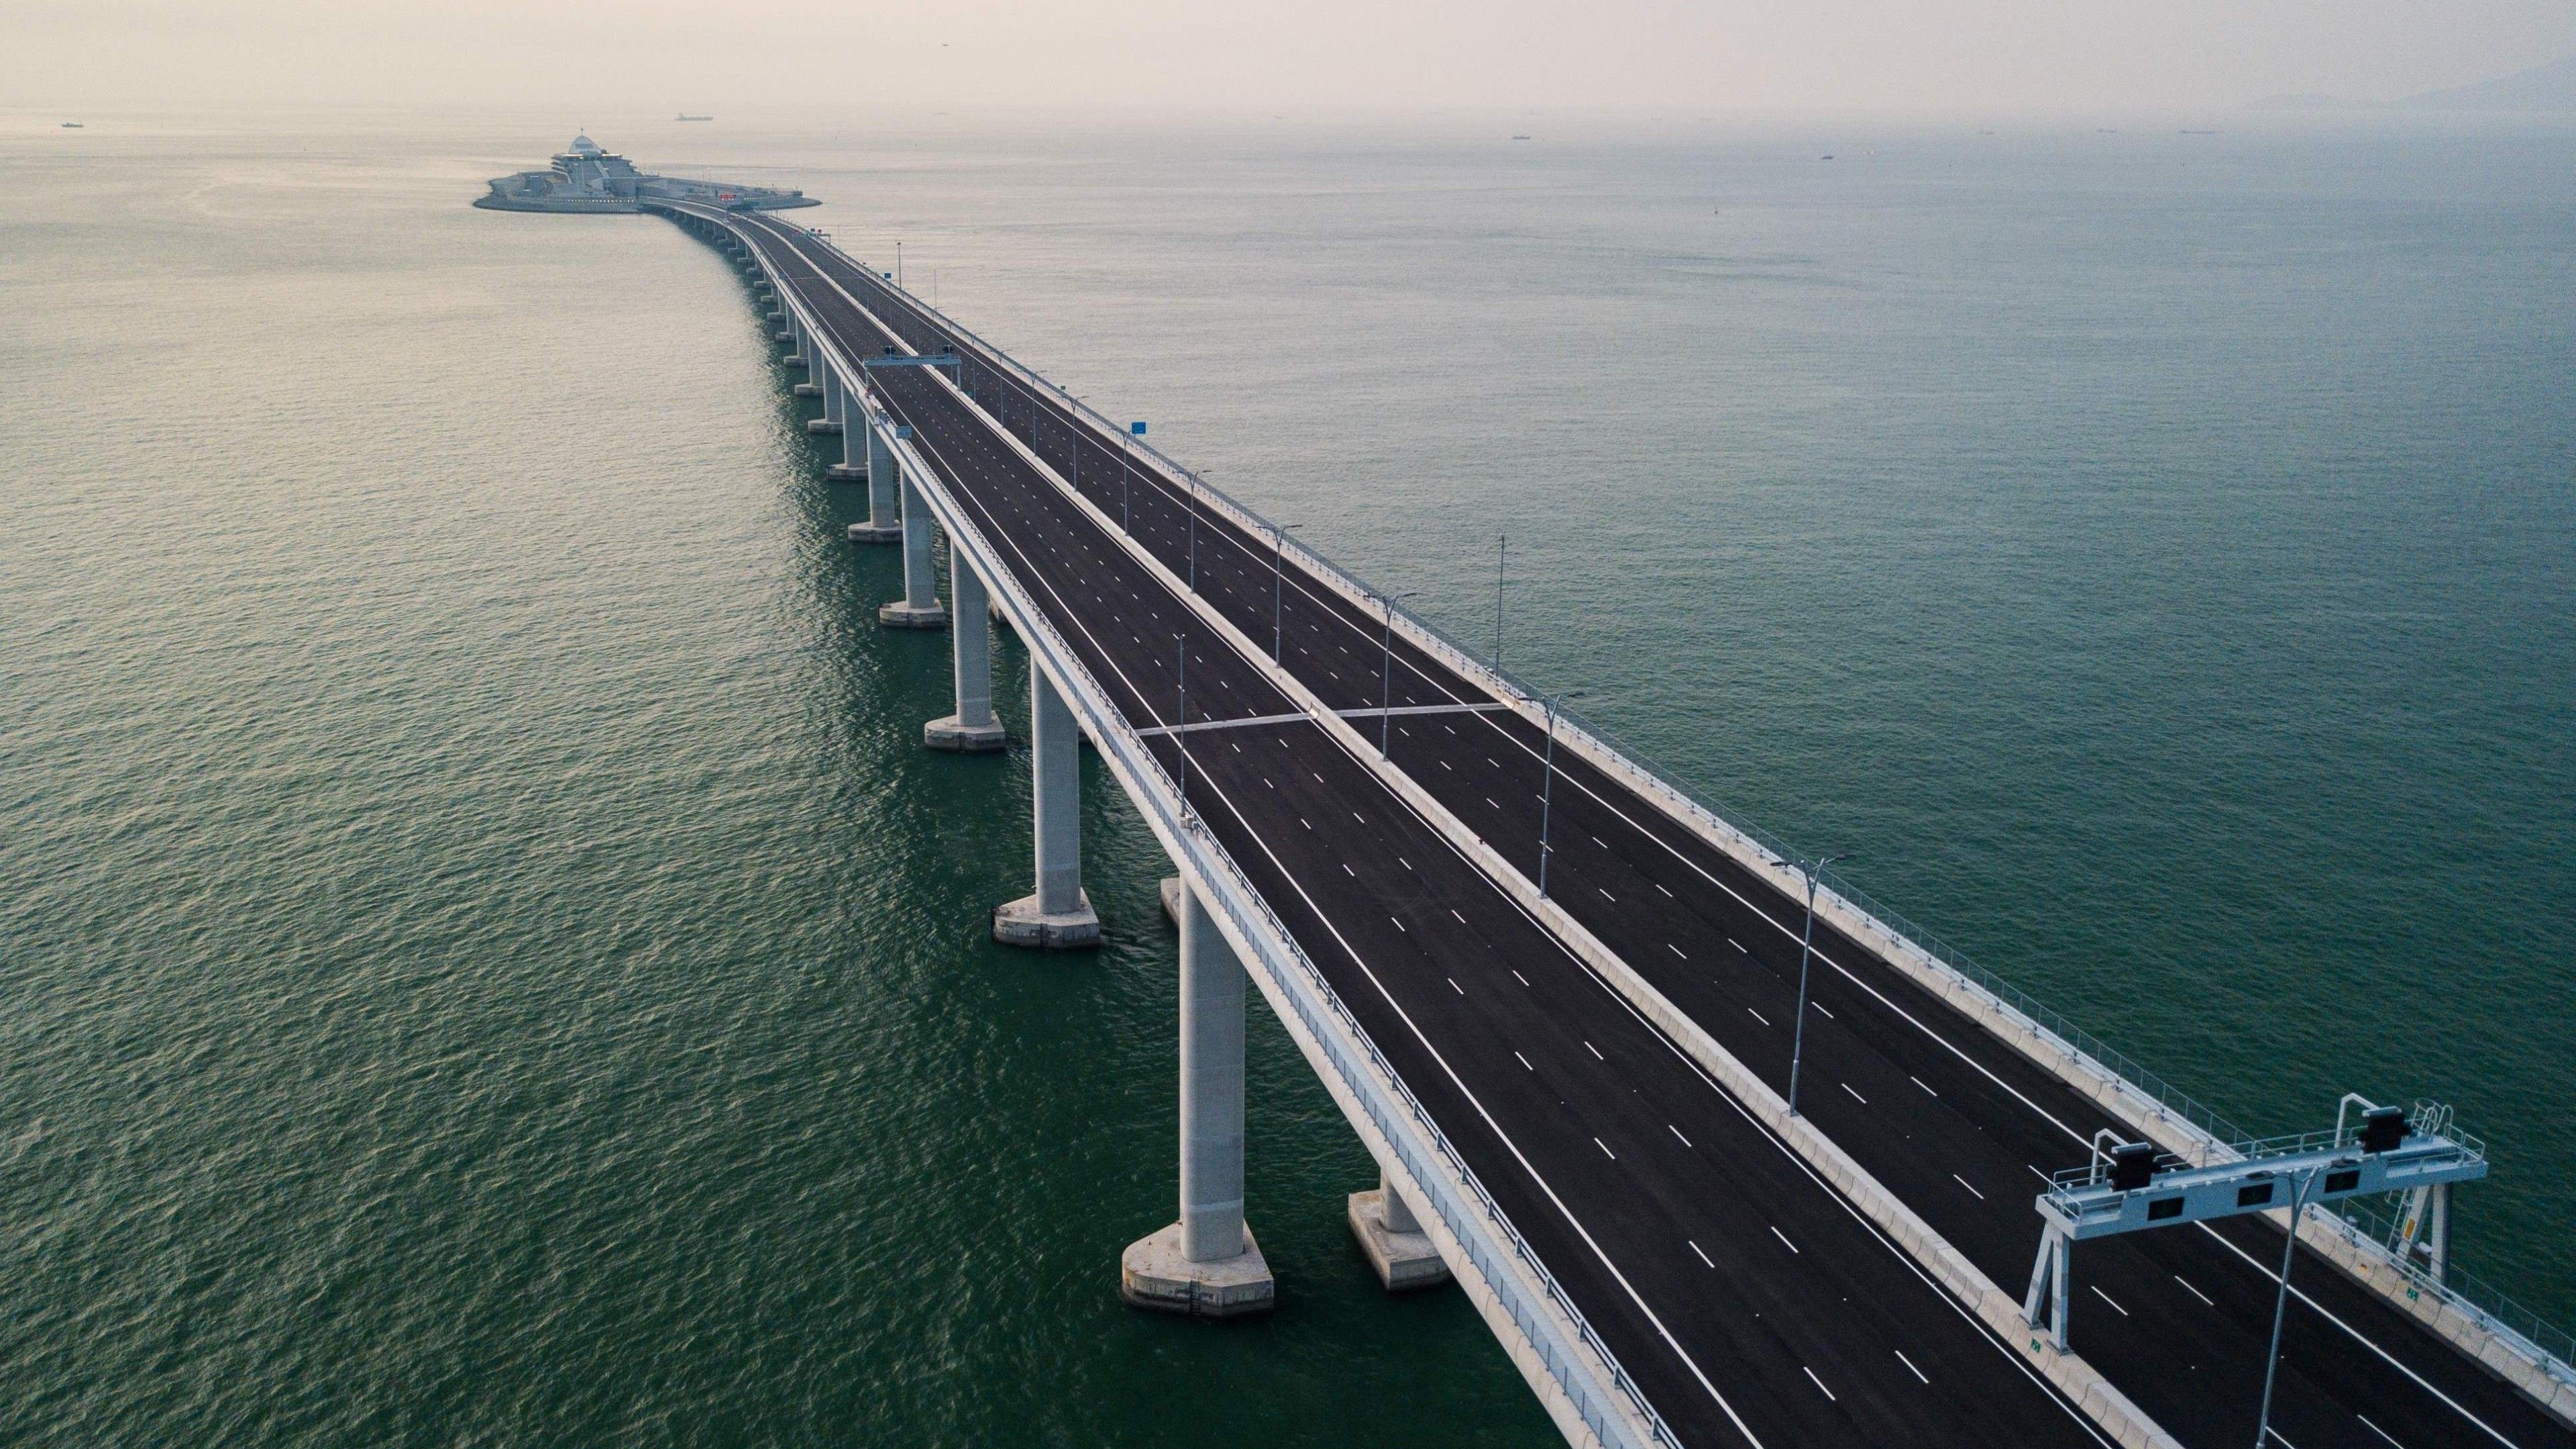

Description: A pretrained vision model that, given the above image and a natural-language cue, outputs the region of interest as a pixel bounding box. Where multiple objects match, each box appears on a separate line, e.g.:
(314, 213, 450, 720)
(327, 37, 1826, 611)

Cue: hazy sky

(7, 0, 2573, 113)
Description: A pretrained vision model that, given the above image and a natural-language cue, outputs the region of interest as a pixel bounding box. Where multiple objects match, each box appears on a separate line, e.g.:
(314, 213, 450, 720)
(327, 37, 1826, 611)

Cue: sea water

(2, 107, 2569, 1442)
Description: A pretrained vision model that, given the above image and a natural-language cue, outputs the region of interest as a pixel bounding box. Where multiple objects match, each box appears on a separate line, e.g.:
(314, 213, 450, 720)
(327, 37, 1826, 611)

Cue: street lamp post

(1271, 523, 1303, 664)
(2253, 1165, 2324, 1449)
(1536, 689, 1587, 898)
(1175, 634, 1191, 820)
(1378, 592, 1419, 755)
(1186, 471, 1214, 593)
(1120, 423, 1142, 533)
(1772, 853, 1851, 1117)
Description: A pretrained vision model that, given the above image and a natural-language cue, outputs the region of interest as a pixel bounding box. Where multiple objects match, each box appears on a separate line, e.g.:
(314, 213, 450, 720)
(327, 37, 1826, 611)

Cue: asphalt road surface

(668, 203, 2574, 1449)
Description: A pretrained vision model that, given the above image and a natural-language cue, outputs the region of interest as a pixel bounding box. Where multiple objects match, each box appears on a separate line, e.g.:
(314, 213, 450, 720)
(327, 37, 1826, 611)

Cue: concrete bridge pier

(826, 388, 867, 481)
(1122, 881, 1274, 1317)
(877, 472, 949, 629)
(846, 422, 902, 542)
(788, 315, 818, 390)
(925, 560, 1005, 752)
(993, 669, 1100, 947)
(806, 355, 842, 431)
(1348, 1168, 1450, 1291)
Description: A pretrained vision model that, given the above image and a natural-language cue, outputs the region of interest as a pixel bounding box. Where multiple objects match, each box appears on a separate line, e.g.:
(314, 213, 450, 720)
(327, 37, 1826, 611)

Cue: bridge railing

(803, 228, 2576, 1402)
(841, 253, 2269, 1144)
(828, 304, 1679, 1448)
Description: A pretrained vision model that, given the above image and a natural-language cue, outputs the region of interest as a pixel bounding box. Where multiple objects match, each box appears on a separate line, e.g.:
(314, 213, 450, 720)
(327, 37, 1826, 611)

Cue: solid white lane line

(2190, 1222, 2524, 1449)
(1089, 587, 1772, 1449)
(800, 223, 2082, 1449)
(1895, 1349, 1929, 1384)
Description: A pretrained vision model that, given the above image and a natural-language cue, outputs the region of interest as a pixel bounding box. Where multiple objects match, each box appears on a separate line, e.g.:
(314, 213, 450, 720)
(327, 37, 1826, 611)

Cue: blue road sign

(1130, 421, 1147, 436)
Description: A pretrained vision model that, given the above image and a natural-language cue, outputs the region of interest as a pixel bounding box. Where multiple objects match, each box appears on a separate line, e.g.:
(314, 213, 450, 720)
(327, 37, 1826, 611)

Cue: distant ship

(1511, 134, 1532, 141)
(60, 121, 83, 128)
(676, 114, 712, 121)
(475, 133, 818, 214)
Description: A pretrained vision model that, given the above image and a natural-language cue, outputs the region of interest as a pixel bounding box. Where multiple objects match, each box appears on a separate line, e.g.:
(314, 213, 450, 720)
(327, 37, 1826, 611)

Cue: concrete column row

(724, 219, 1443, 1322)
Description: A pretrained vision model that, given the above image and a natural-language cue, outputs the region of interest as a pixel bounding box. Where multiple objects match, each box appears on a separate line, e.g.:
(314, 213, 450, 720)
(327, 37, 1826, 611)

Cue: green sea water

(2, 108, 2570, 1443)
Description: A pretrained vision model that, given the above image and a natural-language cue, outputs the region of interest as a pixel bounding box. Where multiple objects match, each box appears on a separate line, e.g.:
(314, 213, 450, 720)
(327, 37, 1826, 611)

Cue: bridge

(645, 198, 2576, 1449)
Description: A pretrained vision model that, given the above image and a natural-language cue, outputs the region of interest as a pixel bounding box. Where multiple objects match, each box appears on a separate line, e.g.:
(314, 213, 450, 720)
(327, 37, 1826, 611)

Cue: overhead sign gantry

(2025, 1096, 2489, 1449)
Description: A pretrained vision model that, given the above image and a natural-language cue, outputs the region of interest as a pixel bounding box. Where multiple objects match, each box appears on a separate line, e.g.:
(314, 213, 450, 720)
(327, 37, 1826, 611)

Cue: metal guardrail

(838, 246, 2275, 1150)
(753, 215, 2576, 1404)
(2318, 1195, 2576, 1380)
